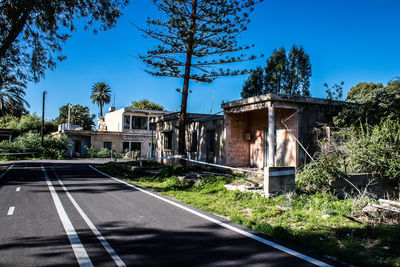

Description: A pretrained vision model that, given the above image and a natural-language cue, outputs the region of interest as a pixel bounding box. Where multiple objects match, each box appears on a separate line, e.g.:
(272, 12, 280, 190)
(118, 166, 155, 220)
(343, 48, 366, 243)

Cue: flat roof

(221, 93, 345, 109)
(109, 107, 172, 115)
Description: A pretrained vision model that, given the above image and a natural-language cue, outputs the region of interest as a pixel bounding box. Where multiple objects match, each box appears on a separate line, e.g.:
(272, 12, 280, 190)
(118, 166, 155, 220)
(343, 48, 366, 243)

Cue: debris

(342, 215, 363, 224)
(322, 214, 330, 219)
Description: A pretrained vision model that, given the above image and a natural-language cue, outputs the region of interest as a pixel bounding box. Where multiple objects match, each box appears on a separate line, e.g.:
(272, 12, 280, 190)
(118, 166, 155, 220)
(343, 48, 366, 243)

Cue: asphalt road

(0, 161, 331, 266)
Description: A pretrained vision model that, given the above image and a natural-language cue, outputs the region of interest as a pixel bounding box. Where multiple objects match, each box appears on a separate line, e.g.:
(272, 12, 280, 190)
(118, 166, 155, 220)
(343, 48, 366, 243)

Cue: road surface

(0, 161, 331, 266)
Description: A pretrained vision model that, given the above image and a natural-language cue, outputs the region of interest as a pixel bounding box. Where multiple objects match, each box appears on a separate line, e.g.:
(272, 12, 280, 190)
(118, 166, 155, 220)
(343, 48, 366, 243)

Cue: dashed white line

(51, 166, 126, 267)
(41, 165, 93, 267)
(7, 206, 15, 216)
(16, 187, 21, 192)
(89, 164, 332, 267)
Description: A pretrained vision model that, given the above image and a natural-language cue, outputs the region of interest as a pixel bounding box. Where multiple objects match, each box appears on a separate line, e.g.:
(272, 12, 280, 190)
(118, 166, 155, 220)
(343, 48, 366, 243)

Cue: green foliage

(96, 148, 111, 158)
(334, 80, 400, 127)
(297, 118, 400, 194)
(0, 132, 69, 159)
(55, 104, 95, 130)
(264, 46, 288, 94)
(90, 82, 111, 117)
(0, 0, 129, 86)
(84, 145, 96, 159)
(0, 69, 30, 116)
(130, 99, 164, 111)
(240, 67, 264, 98)
(346, 120, 400, 186)
(346, 82, 384, 103)
(0, 114, 57, 137)
(241, 45, 312, 98)
(324, 81, 344, 101)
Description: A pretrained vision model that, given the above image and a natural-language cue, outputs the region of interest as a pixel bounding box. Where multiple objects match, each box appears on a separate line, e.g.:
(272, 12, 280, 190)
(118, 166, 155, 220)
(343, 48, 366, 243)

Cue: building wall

(104, 109, 125, 131)
(225, 108, 298, 168)
(225, 113, 250, 167)
(91, 133, 154, 157)
(297, 104, 341, 164)
(65, 134, 91, 157)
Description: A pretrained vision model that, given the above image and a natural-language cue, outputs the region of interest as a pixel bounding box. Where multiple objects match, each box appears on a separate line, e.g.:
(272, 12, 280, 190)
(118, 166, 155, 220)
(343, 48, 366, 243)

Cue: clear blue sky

(26, 0, 400, 120)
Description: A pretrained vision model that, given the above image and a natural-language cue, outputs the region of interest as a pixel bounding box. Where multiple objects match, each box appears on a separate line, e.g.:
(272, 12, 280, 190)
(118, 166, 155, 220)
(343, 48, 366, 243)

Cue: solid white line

(16, 187, 21, 192)
(0, 164, 14, 179)
(51, 167, 126, 267)
(7, 206, 15, 216)
(41, 165, 93, 267)
(89, 165, 332, 267)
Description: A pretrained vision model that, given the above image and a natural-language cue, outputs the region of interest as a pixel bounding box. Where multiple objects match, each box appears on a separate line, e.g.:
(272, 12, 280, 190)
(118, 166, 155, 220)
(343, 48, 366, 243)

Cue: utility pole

(41, 90, 47, 146)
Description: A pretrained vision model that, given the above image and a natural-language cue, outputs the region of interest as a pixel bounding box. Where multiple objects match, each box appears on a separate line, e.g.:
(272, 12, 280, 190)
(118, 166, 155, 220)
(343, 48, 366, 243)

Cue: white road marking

(51, 167, 126, 267)
(0, 164, 14, 180)
(7, 206, 15, 216)
(41, 165, 93, 267)
(16, 187, 21, 192)
(89, 165, 332, 267)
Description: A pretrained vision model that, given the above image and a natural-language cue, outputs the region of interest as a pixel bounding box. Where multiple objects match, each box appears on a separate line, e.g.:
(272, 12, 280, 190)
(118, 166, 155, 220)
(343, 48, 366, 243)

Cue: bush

(96, 148, 111, 158)
(85, 145, 96, 158)
(297, 118, 400, 195)
(0, 132, 69, 159)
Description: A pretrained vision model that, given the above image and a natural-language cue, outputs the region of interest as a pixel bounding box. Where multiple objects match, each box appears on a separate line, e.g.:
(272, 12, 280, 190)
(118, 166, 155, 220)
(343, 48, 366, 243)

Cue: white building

(54, 107, 170, 157)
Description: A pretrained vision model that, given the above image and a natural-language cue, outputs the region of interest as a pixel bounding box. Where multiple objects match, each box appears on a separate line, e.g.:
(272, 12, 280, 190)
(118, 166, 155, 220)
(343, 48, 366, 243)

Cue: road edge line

(51, 166, 126, 267)
(41, 165, 93, 267)
(0, 164, 14, 180)
(88, 165, 332, 267)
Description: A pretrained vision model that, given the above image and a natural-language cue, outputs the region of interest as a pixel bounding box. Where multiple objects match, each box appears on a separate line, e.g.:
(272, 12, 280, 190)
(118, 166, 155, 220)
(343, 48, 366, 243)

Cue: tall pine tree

(241, 45, 312, 97)
(264, 46, 287, 94)
(285, 45, 311, 96)
(241, 67, 264, 98)
(138, 0, 260, 156)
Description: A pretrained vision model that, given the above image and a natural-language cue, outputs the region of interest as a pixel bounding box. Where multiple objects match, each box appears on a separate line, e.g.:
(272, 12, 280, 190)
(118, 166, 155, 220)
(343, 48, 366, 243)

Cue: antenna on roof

(209, 88, 216, 114)
(109, 93, 116, 112)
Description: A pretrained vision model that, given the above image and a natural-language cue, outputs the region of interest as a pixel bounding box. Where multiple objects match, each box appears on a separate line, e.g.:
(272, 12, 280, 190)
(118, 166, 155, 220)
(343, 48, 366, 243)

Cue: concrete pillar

(268, 106, 275, 167)
(147, 116, 150, 130)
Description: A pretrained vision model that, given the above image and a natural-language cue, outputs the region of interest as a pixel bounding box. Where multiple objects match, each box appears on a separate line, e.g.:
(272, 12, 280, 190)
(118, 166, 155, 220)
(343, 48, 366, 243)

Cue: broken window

(103, 141, 112, 150)
(164, 132, 172, 150)
(191, 131, 198, 152)
(123, 115, 131, 129)
(132, 116, 148, 129)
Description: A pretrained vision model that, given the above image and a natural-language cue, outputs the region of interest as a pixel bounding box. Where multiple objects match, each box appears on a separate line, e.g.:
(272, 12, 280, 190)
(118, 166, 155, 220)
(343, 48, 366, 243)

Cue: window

(122, 142, 130, 152)
(163, 132, 172, 150)
(207, 130, 215, 153)
(131, 142, 141, 152)
(190, 131, 197, 152)
(103, 141, 112, 150)
(132, 116, 148, 129)
(123, 115, 131, 129)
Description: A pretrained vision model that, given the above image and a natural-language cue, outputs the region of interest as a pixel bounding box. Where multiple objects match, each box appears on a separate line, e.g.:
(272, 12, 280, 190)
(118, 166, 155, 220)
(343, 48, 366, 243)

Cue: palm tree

(0, 70, 30, 117)
(90, 82, 111, 117)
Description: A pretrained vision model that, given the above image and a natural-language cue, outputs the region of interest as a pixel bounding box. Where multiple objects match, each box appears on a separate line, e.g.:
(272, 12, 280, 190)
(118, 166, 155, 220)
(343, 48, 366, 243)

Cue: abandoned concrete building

(156, 94, 343, 169)
(156, 113, 225, 164)
(53, 107, 169, 157)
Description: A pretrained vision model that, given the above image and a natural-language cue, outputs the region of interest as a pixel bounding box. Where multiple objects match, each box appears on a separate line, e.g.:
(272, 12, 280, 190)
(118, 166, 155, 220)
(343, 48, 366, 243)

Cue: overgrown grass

(99, 162, 400, 267)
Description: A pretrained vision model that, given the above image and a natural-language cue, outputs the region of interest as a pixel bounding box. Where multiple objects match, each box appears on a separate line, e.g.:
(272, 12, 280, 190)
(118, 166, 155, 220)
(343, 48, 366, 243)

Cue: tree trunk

(0, 5, 31, 61)
(178, 0, 197, 160)
(100, 105, 103, 117)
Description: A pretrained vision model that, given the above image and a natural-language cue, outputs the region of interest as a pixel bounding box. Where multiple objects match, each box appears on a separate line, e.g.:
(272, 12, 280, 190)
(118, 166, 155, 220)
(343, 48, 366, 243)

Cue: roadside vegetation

(98, 161, 400, 267)
(0, 114, 69, 160)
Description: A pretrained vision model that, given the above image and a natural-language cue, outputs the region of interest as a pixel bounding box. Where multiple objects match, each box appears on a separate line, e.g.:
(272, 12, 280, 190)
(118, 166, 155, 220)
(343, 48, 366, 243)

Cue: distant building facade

(53, 108, 169, 157)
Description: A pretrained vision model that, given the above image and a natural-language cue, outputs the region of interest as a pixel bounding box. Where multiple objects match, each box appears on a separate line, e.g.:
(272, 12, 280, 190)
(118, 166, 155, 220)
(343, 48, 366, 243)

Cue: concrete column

(268, 106, 275, 167)
(147, 116, 150, 130)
